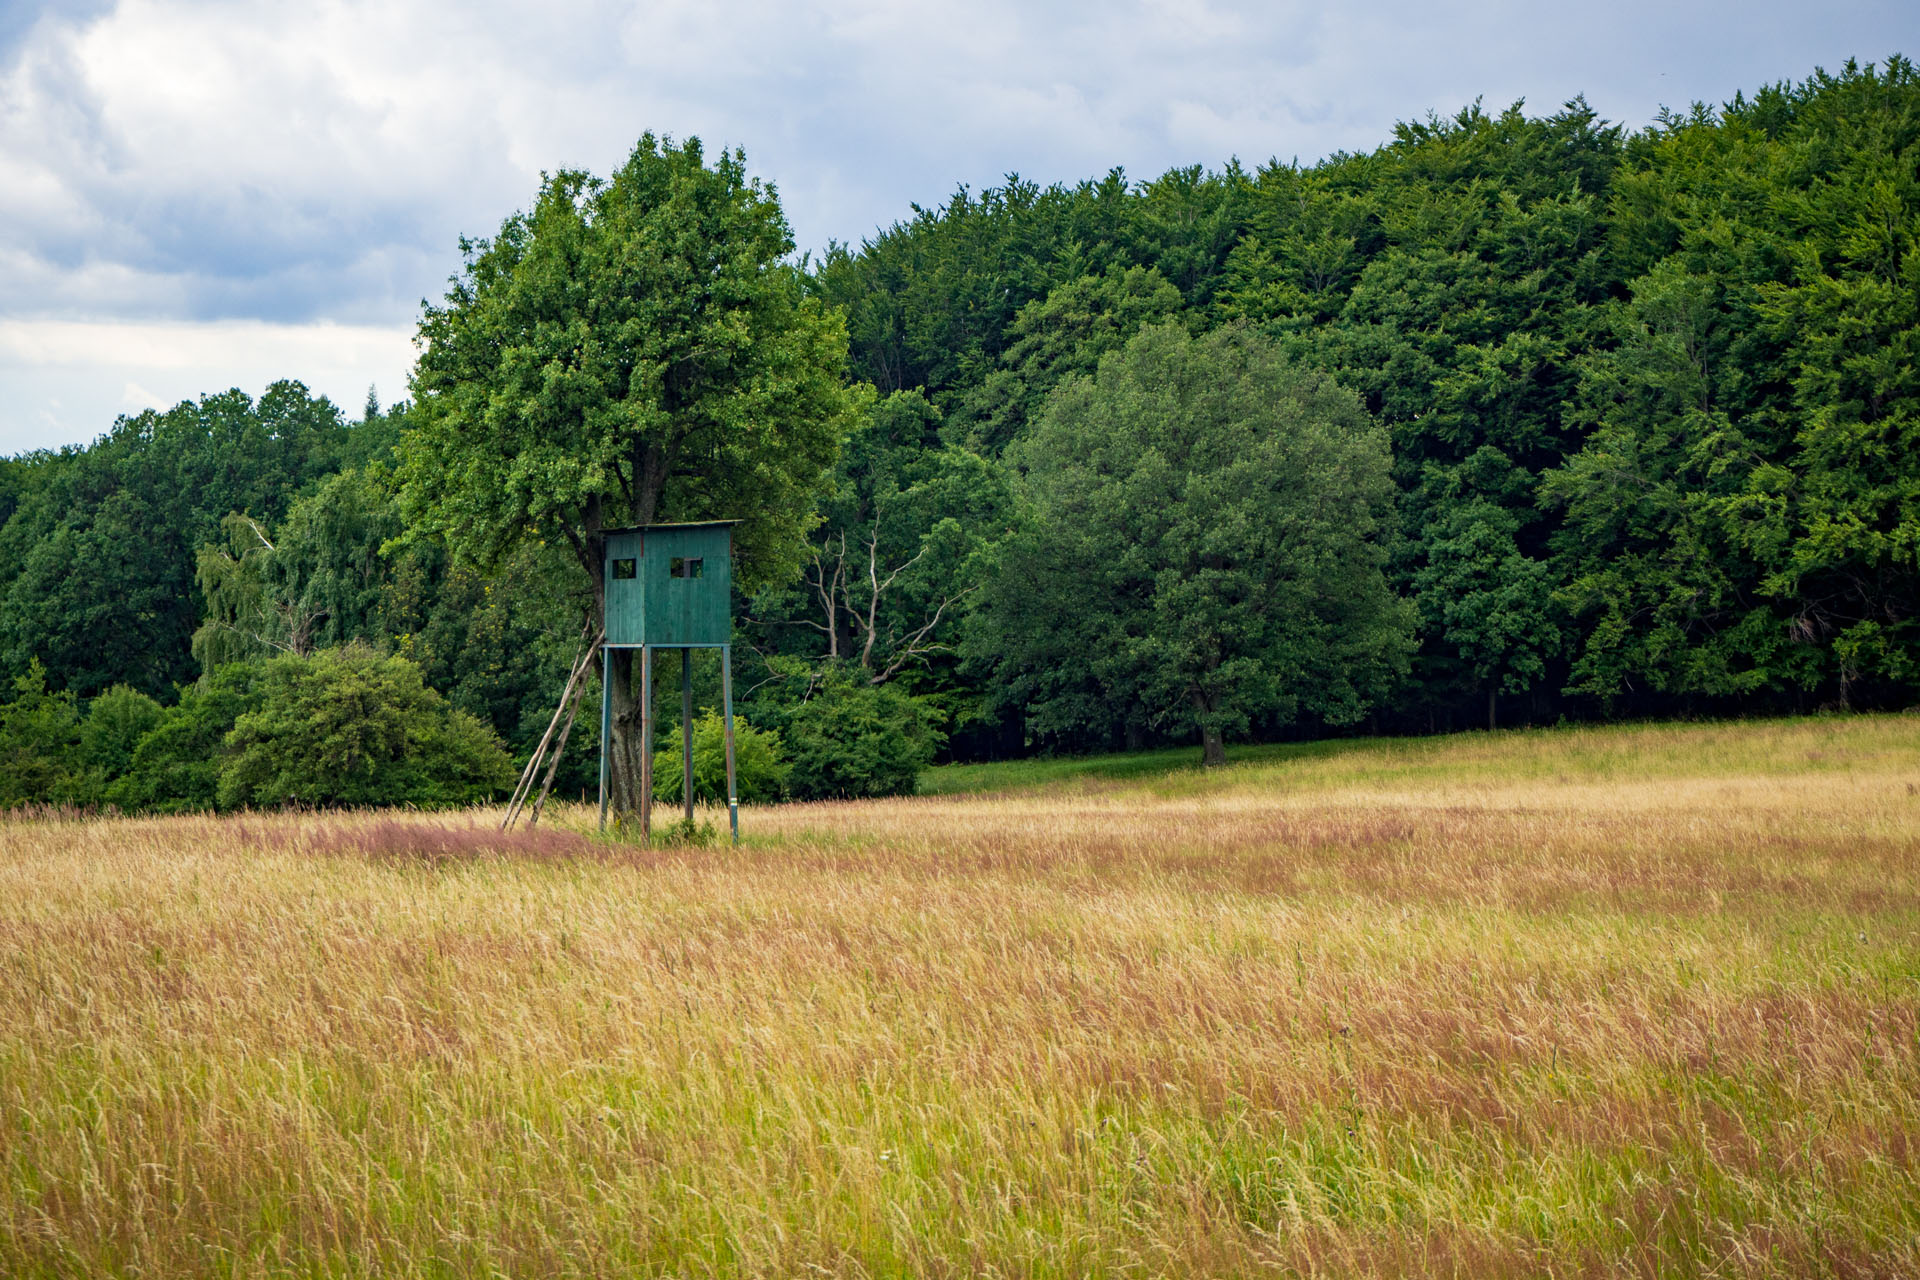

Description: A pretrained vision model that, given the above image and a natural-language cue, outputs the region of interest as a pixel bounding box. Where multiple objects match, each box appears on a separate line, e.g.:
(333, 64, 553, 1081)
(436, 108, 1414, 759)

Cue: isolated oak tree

(977, 321, 1412, 764)
(398, 135, 861, 826)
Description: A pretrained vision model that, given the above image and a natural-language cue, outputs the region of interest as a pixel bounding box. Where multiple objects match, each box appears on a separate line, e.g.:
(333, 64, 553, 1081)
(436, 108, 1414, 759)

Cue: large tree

(398, 134, 862, 824)
(975, 322, 1412, 764)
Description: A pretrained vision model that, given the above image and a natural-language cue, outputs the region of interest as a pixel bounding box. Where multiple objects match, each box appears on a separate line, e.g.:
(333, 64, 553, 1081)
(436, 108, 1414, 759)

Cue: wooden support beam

(504, 623, 598, 831)
(597, 647, 611, 832)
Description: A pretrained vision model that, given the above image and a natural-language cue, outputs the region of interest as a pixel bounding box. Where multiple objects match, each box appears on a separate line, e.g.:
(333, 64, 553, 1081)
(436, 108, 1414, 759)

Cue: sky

(0, 0, 1912, 455)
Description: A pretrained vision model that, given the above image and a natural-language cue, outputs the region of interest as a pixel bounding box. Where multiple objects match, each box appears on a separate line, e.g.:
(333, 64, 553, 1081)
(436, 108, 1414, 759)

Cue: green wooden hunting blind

(598, 521, 740, 841)
(601, 522, 735, 647)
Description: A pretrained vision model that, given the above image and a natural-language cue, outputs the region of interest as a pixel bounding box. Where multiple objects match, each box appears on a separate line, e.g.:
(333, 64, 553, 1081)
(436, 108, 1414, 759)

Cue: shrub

(80, 684, 166, 785)
(109, 664, 263, 813)
(0, 661, 85, 807)
(781, 678, 943, 800)
(652, 710, 788, 806)
(217, 644, 514, 809)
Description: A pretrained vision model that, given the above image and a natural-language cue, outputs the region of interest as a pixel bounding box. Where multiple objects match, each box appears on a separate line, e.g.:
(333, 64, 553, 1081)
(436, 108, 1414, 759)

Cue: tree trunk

(1201, 725, 1226, 767)
(1488, 686, 1497, 732)
(1191, 687, 1227, 766)
(634, 441, 668, 527)
(606, 648, 647, 832)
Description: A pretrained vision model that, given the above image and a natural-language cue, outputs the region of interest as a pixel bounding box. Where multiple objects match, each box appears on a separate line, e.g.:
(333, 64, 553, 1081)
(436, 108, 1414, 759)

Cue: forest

(0, 57, 1914, 811)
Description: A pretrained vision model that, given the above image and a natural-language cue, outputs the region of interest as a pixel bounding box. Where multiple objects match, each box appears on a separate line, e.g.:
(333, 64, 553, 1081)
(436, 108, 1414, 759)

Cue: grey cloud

(0, 0, 1913, 449)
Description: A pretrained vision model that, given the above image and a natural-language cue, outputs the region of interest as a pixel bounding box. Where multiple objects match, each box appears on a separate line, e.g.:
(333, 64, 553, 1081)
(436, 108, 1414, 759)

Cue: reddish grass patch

(297, 819, 608, 866)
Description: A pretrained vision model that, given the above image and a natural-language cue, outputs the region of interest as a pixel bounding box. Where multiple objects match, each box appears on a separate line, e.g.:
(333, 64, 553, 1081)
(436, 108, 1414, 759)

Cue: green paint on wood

(603, 522, 735, 647)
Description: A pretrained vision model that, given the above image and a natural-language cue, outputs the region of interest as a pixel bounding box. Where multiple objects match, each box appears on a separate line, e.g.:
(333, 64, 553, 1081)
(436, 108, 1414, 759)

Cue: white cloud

(0, 317, 409, 370)
(0, 318, 414, 451)
(0, 0, 1912, 449)
(119, 380, 163, 411)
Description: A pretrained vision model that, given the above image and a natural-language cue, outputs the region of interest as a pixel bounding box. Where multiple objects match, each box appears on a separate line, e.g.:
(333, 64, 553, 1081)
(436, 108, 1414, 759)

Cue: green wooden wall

(603, 523, 733, 647)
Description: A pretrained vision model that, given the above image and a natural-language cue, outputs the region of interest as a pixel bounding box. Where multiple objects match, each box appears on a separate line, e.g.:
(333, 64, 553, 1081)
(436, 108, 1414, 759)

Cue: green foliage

(953, 265, 1185, 453)
(652, 710, 788, 805)
(188, 463, 584, 795)
(1549, 58, 1920, 706)
(777, 675, 943, 800)
(0, 661, 85, 807)
(217, 645, 514, 810)
(1412, 502, 1561, 722)
(109, 665, 264, 814)
(1266, 102, 1617, 718)
(0, 383, 358, 698)
(400, 133, 863, 596)
(79, 685, 165, 784)
(976, 322, 1412, 761)
(387, 539, 589, 787)
(193, 469, 402, 669)
(814, 166, 1247, 405)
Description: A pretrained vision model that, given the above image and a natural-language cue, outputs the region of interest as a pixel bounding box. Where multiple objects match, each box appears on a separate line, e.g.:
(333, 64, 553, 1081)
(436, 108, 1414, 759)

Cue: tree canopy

(399, 133, 863, 599)
(976, 322, 1412, 763)
(3, 57, 1918, 812)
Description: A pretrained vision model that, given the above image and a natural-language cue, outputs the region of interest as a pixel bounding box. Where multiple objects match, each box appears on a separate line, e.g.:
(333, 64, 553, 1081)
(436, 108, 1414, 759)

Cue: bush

(80, 685, 166, 786)
(109, 664, 263, 813)
(216, 644, 514, 809)
(652, 710, 788, 806)
(780, 679, 943, 800)
(0, 661, 85, 807)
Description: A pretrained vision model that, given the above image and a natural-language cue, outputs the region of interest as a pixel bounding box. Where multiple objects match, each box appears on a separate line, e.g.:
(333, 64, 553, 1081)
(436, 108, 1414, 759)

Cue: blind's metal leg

(682, 647, 695, 826)
(639, 645, 653, 841)
(722, 644, 738, 845)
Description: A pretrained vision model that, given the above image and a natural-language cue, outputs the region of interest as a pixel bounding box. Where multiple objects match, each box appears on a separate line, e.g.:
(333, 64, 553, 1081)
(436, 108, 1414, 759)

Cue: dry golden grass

(2, 715, 1917, 1277)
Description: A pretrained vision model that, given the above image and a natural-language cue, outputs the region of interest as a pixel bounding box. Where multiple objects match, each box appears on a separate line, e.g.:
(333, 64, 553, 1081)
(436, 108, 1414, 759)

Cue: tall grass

(3, 715, 1916, 1276)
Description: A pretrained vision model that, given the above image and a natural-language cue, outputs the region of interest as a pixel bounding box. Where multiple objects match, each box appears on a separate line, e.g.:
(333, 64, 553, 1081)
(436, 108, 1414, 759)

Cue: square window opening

(611, 558, 636, 580)
(671, 556, 704, 579)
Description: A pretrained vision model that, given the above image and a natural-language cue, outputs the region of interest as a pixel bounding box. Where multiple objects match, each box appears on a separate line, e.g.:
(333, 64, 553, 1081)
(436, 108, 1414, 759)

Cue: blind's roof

(601, 520, 741, 538)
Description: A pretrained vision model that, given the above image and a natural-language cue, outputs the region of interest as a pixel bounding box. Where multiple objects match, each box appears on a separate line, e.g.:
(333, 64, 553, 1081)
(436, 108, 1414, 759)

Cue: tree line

(0, 57, 1913, 811)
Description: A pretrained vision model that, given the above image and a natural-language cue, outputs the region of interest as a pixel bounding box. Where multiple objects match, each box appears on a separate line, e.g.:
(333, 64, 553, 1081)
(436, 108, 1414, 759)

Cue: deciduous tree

(976, 322, 1411, 764)
(398, 134, 862, 826)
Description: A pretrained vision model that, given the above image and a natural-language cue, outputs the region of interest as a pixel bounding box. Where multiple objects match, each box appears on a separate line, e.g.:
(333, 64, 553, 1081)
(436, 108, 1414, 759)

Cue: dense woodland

(1, 58, 1915, 810)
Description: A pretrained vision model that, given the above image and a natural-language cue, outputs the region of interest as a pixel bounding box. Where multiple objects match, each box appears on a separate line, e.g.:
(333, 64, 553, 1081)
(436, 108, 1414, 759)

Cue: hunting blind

(598, 521, 740, 841)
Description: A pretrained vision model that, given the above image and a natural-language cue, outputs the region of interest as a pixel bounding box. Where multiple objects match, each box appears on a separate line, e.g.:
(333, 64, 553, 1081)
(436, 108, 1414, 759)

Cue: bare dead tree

(800, 496, 977, 686)
(802, 532, 848, 660)
(865, 584, 977, 684)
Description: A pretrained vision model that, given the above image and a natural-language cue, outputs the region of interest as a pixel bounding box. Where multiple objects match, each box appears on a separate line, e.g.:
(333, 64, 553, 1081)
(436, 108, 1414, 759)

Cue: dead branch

(871, 585, 977, 684)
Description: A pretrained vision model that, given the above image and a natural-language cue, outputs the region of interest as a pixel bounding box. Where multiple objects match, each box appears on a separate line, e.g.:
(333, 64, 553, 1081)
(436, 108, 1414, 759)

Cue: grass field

(3, 716, 1917, 1277)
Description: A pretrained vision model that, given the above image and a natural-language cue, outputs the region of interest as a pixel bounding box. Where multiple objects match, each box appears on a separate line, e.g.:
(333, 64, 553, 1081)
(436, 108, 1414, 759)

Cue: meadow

(2, 716, 1917, 1277)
